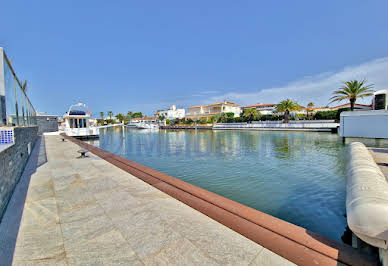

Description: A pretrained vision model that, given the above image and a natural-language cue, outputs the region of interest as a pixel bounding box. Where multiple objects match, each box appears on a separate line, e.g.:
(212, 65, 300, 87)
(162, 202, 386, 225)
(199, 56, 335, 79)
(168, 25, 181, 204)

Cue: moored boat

(61, 103, 100, 139)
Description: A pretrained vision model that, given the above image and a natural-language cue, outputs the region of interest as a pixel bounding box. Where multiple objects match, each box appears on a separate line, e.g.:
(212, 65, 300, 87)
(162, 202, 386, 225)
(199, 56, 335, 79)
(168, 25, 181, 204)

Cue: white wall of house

(221, 105, 241, 117)
(187, 102, 241, 118)
(159, 105, 185, 119)
(340, 110, 388, 138)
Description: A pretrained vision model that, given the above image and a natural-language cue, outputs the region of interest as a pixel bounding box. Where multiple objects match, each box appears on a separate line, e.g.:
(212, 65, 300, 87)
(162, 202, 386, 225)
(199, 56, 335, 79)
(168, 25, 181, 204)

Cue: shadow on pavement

(0, 136, 47, 266)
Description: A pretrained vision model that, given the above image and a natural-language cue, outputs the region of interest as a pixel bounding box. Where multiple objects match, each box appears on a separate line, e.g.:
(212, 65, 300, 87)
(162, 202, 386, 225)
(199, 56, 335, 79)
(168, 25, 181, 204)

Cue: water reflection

(91, 128, 350, 243)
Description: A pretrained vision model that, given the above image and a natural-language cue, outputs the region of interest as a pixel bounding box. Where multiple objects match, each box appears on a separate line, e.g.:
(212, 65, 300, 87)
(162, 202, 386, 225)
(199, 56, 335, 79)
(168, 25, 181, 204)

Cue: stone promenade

(0, 135, 294, 265)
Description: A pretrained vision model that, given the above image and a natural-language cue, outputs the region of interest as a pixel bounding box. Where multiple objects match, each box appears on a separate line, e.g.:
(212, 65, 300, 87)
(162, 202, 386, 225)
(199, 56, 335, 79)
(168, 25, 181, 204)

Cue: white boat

(61, 103, 100, 139)
(136, 122, 159, 130)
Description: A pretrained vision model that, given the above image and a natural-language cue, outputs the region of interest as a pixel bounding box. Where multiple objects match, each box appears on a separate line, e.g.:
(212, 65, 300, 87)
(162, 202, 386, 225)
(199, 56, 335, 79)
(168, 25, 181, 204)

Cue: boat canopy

(69, 110, 86, 115)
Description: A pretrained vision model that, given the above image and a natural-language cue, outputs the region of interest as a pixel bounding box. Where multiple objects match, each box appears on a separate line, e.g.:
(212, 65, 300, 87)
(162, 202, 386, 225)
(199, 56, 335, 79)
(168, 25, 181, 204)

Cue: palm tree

(115, 113, 125, 123)
(242, 108, 259, 123)
(330, 79, 374, 111)
(107, 111, 113, 119)
(276, 99, 301, 123)
(99, 112, 104, 120)
(125, 111, 133, 123)
(306, 102, 314, 117)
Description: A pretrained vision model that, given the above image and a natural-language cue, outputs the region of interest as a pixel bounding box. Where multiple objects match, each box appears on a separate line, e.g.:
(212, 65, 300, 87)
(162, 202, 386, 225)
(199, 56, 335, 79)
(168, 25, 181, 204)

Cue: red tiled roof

(301, 107, 329, 110)
(330, 103, 372, 110)
(188, 101, 240, 109)
(207, 101, 239, 107)
(188, 105, 206, 109)
(243, 103, 277, 108)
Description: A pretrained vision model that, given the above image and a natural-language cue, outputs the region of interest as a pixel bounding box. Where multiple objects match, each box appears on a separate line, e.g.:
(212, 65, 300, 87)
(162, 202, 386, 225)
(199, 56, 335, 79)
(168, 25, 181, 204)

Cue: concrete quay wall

(0, 126, 38, 220)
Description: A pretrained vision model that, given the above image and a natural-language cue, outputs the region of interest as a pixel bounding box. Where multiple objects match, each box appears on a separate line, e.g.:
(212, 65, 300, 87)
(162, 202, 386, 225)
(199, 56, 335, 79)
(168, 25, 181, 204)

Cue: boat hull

(65, 127, 100, 139)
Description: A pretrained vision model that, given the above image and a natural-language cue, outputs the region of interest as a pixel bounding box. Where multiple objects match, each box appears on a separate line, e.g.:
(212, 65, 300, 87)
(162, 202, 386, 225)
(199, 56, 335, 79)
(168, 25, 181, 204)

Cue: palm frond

(330, 79, 374, 106)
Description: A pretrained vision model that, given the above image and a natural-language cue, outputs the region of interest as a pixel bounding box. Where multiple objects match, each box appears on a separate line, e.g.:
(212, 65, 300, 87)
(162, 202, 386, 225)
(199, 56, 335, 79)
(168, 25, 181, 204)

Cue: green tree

(330, 79, 374, 111)
(276, 99, 301, 123)
(242, 108, 259, 123)
(115, 113, 125, 123)
(306, 102, 314, 117)
(107, 111, 113, 119)
(99, 112, 104, 120)
(158, 114, 166, 121)
(209, 116, 217, 125)
(132, 112, 143, 118)
(199, 117, 208, 124)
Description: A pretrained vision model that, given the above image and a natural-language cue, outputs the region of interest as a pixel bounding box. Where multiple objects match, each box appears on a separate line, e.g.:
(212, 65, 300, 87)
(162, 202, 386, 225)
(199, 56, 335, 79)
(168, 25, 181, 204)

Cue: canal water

(91, 128, 348, 243)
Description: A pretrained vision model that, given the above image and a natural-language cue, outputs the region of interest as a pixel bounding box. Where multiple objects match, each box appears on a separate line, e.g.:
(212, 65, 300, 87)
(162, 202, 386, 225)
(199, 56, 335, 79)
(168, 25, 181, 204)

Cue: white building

(242, 103, 277, 115)
(158, 105, 185, 119)
(186, 101, 241, 119)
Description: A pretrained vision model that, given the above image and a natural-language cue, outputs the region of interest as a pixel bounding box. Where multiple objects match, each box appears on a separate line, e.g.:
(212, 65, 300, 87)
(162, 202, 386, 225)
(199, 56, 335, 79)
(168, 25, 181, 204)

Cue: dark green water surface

(92, 128, 348, 243)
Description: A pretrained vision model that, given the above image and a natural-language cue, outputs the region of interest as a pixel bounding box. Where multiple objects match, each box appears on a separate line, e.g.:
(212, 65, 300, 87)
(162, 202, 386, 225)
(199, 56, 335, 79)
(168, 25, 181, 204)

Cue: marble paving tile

(143, 237, 219, 266)
(61, 214, 115, 249)
(54, 183, 96, 213)
(51, 166, 77, 179)
(25, 180, 54, 202)
(51, 173, 79, 192)
(76, 165, 107, 180)
(94, 187, 146, 216)
(20, 197, 59, 232)
(65, 228, 142, 265)
(67, 256, 143, 266)
(110, 205, 182, 260)
(150, 199, 263, 265)
(250, 248, 297, 266)
(28, 173, 52, 187)
(13, 224, 64, 261)
(59, 202, 106, 224)
(13, 253, 67, 266)
(83, 175, 119, 194)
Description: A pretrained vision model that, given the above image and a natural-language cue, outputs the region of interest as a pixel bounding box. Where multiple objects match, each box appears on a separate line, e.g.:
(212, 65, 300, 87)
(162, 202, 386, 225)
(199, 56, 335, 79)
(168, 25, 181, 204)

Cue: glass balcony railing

(2, 51, 37, 127)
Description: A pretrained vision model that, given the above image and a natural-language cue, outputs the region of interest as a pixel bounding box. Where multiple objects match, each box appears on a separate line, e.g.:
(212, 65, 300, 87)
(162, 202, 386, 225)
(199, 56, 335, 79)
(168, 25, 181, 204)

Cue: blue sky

(1, 1, 388, 116)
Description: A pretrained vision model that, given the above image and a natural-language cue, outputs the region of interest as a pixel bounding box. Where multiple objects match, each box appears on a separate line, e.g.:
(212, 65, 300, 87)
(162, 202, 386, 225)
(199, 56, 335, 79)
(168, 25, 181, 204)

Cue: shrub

(166, 119, 171, 125)
(184, 118, 194, 124)
(314, 110, 338, 120)
(225, 112, 235, 118)
(105, 119, 116, 124)
(199, 117, 207, 124)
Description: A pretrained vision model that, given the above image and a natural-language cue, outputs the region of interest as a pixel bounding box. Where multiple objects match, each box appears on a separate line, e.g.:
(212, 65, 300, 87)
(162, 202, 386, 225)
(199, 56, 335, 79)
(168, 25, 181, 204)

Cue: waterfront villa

(157, 105, 185, 119)
(185, 101, 241, 119)
(242, 103, 278, 114)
